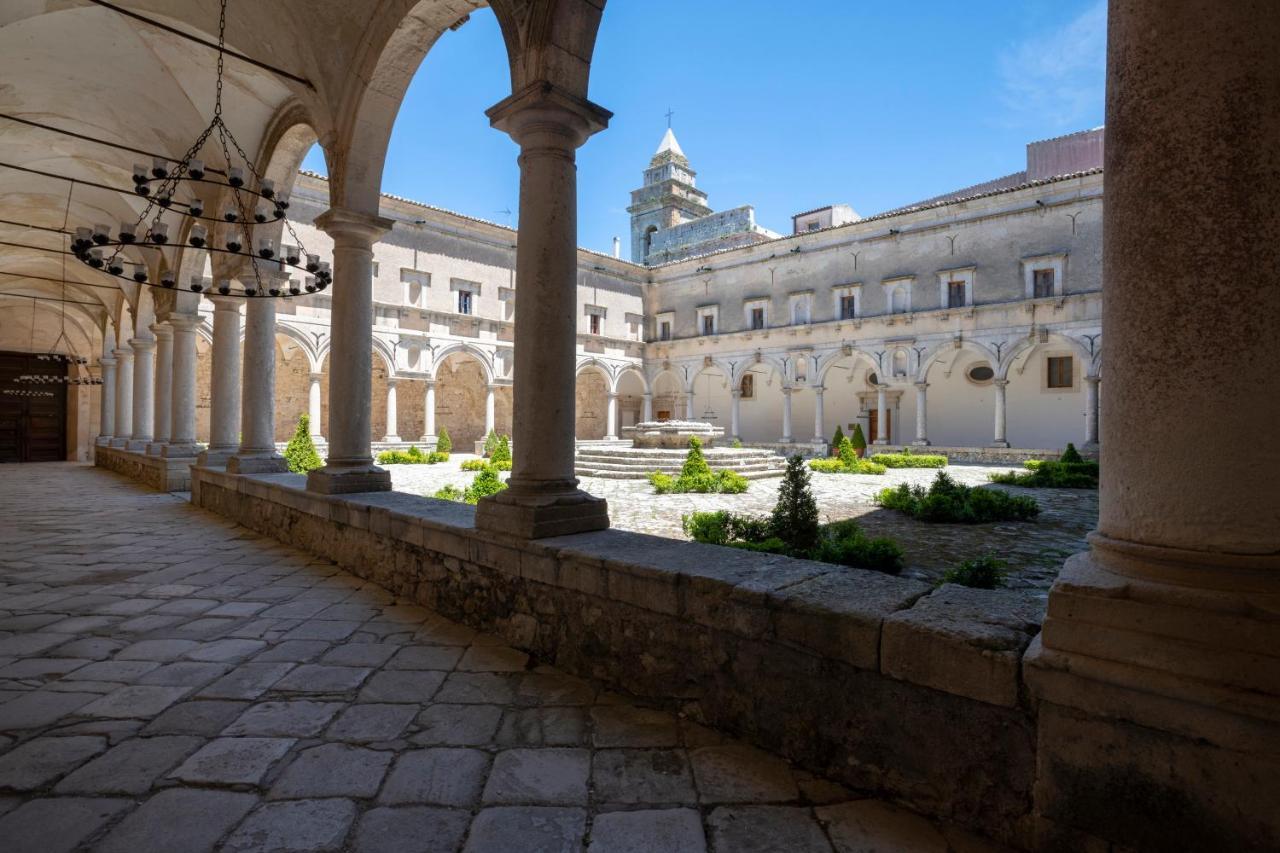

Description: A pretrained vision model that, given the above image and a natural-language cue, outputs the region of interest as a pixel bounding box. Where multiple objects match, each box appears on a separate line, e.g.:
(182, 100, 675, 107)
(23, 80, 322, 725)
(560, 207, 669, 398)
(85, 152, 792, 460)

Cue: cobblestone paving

(0, 463, 1007, 852)
(391, 455, 1098, 591)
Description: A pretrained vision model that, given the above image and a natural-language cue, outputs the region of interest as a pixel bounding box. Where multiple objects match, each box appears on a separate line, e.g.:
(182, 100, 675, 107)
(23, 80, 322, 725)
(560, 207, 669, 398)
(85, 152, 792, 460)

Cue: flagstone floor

(0, 463, 1008, 852)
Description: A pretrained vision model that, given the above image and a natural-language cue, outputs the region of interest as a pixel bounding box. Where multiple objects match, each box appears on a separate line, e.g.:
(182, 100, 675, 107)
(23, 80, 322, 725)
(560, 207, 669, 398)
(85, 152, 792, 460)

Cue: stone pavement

(390, 455, 1097, 591)
(0, 463, 1007, 852)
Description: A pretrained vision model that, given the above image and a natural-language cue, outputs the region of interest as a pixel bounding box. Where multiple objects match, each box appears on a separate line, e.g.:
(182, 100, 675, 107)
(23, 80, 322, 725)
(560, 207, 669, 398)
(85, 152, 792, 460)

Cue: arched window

(642, 225, 658, 260)
(892, 350, 908, 377)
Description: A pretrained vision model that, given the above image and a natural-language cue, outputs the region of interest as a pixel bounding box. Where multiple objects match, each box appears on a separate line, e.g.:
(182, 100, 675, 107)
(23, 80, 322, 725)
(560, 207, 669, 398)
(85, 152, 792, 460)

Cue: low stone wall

(95, 445, 195, 491)
(192, 466, 1045, 848)
(872, 445, 1062, 465)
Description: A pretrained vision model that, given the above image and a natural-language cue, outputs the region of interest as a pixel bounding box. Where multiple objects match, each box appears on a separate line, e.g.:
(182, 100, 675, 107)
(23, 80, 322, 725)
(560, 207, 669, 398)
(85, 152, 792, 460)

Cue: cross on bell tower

(625, 123, 711, 264)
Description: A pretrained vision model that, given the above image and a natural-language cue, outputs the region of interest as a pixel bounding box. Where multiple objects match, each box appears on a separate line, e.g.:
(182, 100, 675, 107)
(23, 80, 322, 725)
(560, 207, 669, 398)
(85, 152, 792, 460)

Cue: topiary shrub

(990, 459, 1098, 489)
(877, 470, 1040, 523)
(432, 484, 464, 502)
(681, 436, 712, 478)
(1060, 442, 1084, 464)
(433, 463, 508, 504)
(771, 455, 820, 552)
(648, 435, 749, 494)
(435, 426, 452, 454)
(682, 510, 902, 574)
(831, 424, 845, 453)
(942, 554, 1008, 589)
(378, 446, 448, 465)
(492, 435, 512, 466)
(870, 449, 948, 468)
(483, 429, 499, 458)
(849, 423, 867, 456)
(284, 415, 324, 473)
(731, 438, 743, 449)
(809, 438, 886, 474)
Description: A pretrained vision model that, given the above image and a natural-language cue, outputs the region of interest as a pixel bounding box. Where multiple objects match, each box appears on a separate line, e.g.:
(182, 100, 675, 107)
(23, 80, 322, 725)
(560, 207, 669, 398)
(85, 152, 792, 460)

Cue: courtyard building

(0, 2, 1275, 852)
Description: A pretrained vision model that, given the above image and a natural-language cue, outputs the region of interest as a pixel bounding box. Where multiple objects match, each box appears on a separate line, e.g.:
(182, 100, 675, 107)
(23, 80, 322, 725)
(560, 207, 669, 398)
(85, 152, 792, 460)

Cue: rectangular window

(457, 290, 473, 314)
(839, 294, 857, 319)
(701, 314, 715, 335)
(1047, 355, 1073, 389)
(750, 307, 765, 330)
(806, 221, 820, 232)
(371, 261, 380, 279)
(659, 321, 671, 341)
(589, 314, 601, 335)
(740, 373, 755, 399)
(947, 280, 967, 309)
(1033, 268, 1055, 298)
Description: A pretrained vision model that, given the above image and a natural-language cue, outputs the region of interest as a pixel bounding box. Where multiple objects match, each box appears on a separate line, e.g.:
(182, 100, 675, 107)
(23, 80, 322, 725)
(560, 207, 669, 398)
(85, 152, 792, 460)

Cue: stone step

(575, 460, 785, 474)
(577, 467, 784, 480)
(574, 449, 782, 462)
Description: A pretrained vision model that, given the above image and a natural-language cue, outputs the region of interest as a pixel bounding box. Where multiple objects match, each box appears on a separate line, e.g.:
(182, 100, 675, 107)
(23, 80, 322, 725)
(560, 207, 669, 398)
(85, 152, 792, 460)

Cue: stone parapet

(191, 467, 1043, 848)
(870, 445, 1062, 465)
(95, 444, 196, 492)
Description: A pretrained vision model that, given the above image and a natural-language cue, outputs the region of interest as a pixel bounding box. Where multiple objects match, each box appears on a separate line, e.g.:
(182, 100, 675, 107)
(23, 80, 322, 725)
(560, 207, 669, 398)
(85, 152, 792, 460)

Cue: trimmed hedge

(377, 446, 449, 465)
(876, 471, 1040, 523)
(989, 444, 1098, 489)
(432, 464, 507, 504)
(683, 511, 903, 575)
(809, 437, 886, 475)
(649, 436, 750, 494)
(869, 449, 948, 468)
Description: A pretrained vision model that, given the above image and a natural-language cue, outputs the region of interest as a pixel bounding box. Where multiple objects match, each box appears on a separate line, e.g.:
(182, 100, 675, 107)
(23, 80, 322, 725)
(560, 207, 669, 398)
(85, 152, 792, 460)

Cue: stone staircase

(575, 445, 787, 479)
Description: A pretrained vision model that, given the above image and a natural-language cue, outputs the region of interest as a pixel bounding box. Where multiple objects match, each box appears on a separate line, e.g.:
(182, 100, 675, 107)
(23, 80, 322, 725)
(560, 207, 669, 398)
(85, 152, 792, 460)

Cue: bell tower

(627, 128, 712, 264)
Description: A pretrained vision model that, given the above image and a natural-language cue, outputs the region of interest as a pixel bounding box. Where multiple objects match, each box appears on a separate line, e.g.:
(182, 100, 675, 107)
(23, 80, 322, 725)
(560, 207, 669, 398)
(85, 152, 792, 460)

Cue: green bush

(433, 463, 508, 504)
(942, 554, 1008, 589)
(990, 458, 1099, 489)
(730, 438, 743, 449)
(831, 424, 845, 451)
(849, 422, 867, 453)
(648, 436, 748, 494)
(378, 446, 448, 465)
(460, 459, 489, 471)
(681, 436, 712, 478)
(1060, 442, 1084, 464)
(284, 415, 324, 473)
(682, 510, 902, 574)
(492, 435, 512, 465)
(771, 455, 820, 552)
(870, 448, 948, 468)
(809, 438, 887, 474)
(877, 471, 1040, 523)
(483, 429, 499, 458)
(435, 426, 452, 454)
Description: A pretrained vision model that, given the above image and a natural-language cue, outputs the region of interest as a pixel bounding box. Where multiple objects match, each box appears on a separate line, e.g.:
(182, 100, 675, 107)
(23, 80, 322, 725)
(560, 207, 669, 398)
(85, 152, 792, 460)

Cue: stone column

(874, 384, 889, 445)
(913, 382, 930, 446)
(484, 384, 496, 437)
(382, 379, 401, 443)
(812, 386, 825, 443)
(111, 346, 132, 446)
(147, 323, 172, 455)
(781, 387, 793, 443)
(197, 297, 241, 467)
(420, 380, 436, 443)
(308, 372, 324, 443)
(642, 392, 653, 423)
(164, 314, 200, 457)
(1026, 3, 1280, 849)
(991, 379, 1010, 448)
(729, 390, 741, 440)
(684, 393, 695, 421)
(96, 356, 116, 445)
(605, 392, 618, 441)
(227, 296, 287, 473)
(307, 208, 394, 494)
(127, 336, 155, 450)
(1083, 374, 1099, 448)
(474, 83, 611, 538)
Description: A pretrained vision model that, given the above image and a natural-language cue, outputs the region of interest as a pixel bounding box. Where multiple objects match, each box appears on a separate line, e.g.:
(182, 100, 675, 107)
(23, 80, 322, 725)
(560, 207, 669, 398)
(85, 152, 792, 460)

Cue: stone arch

(614, 364, 649, 396)
(433, 347, 495, 448)
(816, 348, 879, 388)
(998, 331, 1095, 381)
(274, 321, 323, 373)
(916, 339, 1001, 384)
(372, 337, 398, 378)
(574, 359, 611, 440)
(431, 342, 495, 384)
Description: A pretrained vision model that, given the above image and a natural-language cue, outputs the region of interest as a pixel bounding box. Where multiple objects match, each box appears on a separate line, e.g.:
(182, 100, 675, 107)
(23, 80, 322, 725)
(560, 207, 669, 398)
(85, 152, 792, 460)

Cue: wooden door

(868, 409, 891, 445)
(0, 352, 67, 463)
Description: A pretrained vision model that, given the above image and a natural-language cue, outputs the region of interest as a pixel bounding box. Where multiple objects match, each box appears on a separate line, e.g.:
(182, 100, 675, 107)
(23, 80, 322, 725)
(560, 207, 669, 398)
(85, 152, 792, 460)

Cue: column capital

(167, 313, 199, 331)
(781, 386, 794, 396)
(149, 323, 173, 340)
(309, 371, 325, 382)
(486, 81, 612, 150)
(606, 391, 619, 400)
(208, 295, 242, 313)
(1085, 373, 1101, 385)
(915, 381, 929, 390)
(812, 385, 826, 395)
(98, 356, 117, 367)
(113, 347, 133, 360)
(993, 378, 1010, 388)
(129, 337, 156, 352)
(314, 207, 393, 248)
(385, 377, 398, 388)
(730, 389, 742, 399)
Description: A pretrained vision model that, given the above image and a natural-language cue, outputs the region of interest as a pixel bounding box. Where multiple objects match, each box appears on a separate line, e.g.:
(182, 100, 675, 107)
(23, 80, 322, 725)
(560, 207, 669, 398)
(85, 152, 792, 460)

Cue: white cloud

(998, 1, 1106, 130)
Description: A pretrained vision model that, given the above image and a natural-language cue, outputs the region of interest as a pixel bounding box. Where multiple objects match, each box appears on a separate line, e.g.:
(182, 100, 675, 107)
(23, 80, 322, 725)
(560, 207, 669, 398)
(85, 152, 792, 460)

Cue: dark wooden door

(0, 352, 67, 463)
(868, 409, 891, 445)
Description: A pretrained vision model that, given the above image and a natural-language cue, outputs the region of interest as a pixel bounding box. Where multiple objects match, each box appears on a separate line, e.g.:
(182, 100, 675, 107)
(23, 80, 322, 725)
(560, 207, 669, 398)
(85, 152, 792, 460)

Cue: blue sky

(302, 1, 1105, 257)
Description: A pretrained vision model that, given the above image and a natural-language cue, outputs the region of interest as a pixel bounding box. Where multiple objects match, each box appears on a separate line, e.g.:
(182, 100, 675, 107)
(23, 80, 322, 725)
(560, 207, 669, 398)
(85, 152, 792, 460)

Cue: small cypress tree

(831, 424, 846, 452)
(483, 429, 499, 458)
(284, 415, 323, 473)
(1060, 442, 1084, 463)
(849, 423, 868, 457)
(681, 435, 712, 478)
(492, 434, 512, 465)
(837, 436, 858, 469)
(770, 455, 820, 552)
(436, 425, 452, 454)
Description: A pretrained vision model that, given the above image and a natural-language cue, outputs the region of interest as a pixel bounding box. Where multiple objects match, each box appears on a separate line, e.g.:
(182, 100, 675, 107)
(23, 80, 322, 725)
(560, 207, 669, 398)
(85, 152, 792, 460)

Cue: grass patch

(941, 554, 1008, 589)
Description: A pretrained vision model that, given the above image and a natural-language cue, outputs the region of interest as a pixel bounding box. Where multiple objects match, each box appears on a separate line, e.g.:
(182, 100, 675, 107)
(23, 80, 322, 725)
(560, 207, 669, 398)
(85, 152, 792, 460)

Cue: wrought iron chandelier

(71, 0, 327, 299)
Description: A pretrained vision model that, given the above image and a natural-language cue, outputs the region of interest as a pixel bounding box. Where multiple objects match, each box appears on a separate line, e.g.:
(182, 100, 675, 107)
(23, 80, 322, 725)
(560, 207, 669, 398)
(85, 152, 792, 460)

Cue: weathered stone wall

(575, 370, 608, 439)
(191, 468, 1044, 848)
(95, 445, 193, 491)
(274, 337, 310, 441)
(435, 355, 487, 447)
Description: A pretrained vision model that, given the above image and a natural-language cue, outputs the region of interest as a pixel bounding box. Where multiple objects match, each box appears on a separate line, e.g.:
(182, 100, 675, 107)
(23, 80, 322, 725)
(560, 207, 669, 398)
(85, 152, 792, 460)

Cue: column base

(306, 463, 392, 495)
(912, 439, 932, 446)
(95, 436, 113, 446)
(146, 442, 167, 457)
(381, 435, 402, 444)
(989, 440, 1011, 448)
(196, 447, 239, 468)
(603, 435, 619, 441)
(474, 481, 609, 539)
(163, 442, 202, 459)
(226, 453, 290, 475)
(873, 439, 890, 446)
(1026, 547, 1280, 851)
(418, 434, 436, 445)
(125, 439, 151, 452)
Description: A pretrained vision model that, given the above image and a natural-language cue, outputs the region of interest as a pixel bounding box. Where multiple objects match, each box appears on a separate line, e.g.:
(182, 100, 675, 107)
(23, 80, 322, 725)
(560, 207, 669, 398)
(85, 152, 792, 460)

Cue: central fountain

(576, 421, 784, 479)
(623, 420, 725, 449)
